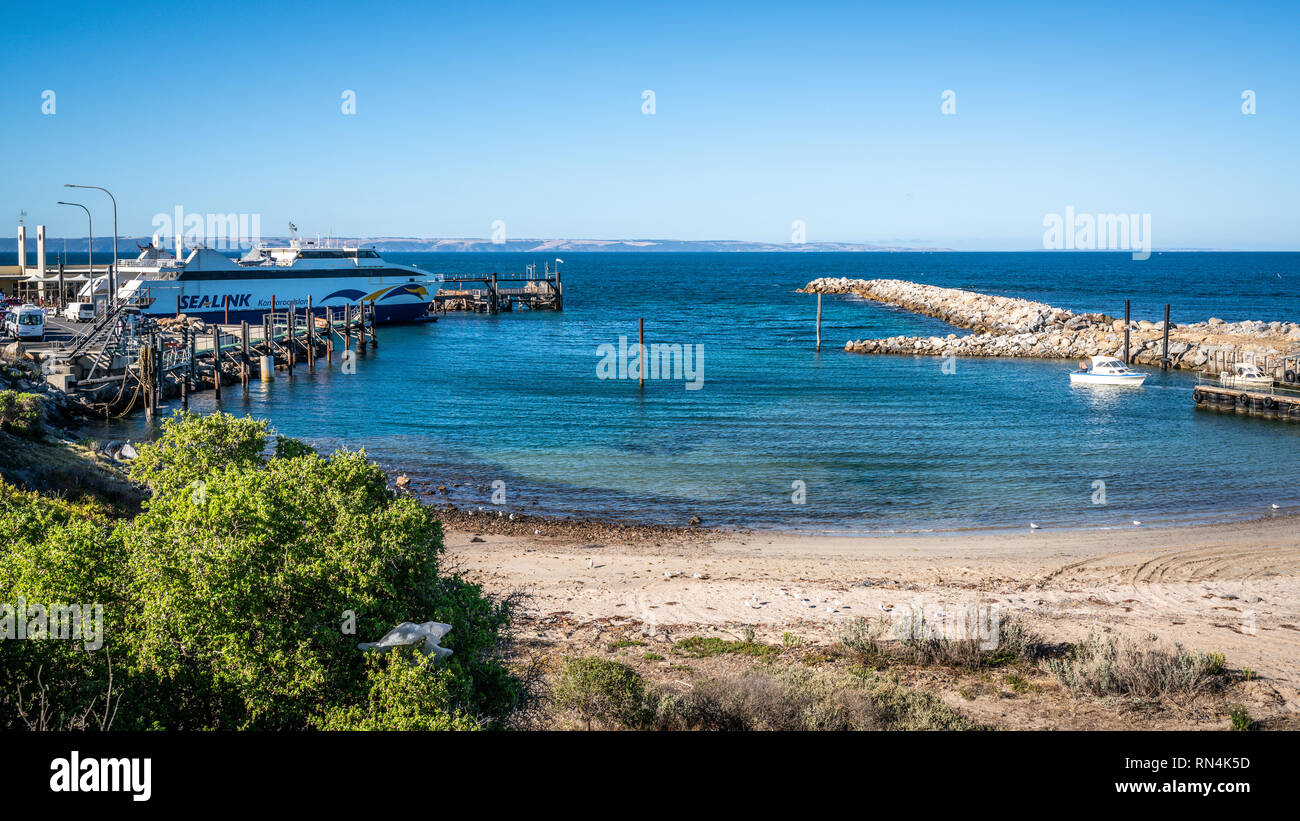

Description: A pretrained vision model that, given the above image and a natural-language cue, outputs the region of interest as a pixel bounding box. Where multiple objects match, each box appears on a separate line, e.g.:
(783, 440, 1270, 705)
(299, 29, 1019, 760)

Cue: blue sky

(2, 0, 1297, 248)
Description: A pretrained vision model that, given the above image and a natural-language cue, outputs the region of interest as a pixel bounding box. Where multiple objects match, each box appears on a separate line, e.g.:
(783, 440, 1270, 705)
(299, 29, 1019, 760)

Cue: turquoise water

(97, 252, 1300, 532)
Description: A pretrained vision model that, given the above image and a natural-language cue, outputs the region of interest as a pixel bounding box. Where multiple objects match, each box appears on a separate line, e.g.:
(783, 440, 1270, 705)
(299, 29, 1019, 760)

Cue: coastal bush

(546, 656, 978, 731)
(0, 410, 524, 731)
(1044, 632, 1230, 702)
(836, 613, 1045, 670)
(0, 483, 123, 730)
(672, 635, 779, 659)
(551, 657, 650, 730)
(0, 391, 44, 439)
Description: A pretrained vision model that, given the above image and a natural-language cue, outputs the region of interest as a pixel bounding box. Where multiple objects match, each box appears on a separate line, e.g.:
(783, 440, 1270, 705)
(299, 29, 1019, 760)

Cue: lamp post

(65, 184, 117, 303)
(57, 201, 92, 308)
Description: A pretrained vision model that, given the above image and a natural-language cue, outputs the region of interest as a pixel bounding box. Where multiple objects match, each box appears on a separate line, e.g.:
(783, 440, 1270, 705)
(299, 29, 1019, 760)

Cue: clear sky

(2, 0, 1297, 249)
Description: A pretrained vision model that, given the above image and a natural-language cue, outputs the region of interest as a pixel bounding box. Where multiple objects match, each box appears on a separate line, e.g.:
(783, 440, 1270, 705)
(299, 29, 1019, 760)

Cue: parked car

(4, 304, 46, 343)
(63, 301, 97, 322)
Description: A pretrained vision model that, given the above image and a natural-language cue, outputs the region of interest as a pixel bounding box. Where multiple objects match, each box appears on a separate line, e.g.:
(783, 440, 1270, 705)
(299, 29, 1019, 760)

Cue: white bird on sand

(693, 573, 703, 579)
(664, 571, 673, 578)
(1133, 520, 1142, 527)
(749, 595, 762, 609)
(497, 510, 503, 518)
(1271, 504, 1280, 510)
(534, 529, 541, 535)
(1029, 522, 1040, 530)
(509, 513, 515, 520)
(588, 558, 594, 568)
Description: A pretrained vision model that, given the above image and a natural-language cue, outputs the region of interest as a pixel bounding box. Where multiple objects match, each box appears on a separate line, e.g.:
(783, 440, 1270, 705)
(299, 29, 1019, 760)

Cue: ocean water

(88, 251, 1300, 533)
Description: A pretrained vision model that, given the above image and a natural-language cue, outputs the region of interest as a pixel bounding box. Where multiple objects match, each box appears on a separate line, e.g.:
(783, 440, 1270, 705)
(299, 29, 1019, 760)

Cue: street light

(57, 201, 92, 309)
(65, 184, 116, 303)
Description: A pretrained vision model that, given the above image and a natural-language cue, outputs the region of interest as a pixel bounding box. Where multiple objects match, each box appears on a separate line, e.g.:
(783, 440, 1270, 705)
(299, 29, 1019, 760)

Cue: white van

(4, 304, 45, 343)
(63, 301, 96, 322)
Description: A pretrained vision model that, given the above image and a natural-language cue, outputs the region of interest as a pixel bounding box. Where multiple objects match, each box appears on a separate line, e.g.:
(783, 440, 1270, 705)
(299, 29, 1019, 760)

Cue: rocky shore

(801, 278, 1300, 371)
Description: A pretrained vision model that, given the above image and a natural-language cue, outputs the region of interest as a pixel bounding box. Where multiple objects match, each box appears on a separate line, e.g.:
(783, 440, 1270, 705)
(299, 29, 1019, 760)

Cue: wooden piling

(369, 301, 378, 348)
(180, 328, 189, 409)
(189, 328, 197, 395)
(287, 305, 296, 370)
(307, 297, 315, 372)
(1162, 303, 1171, 371)
(1123, 299, 1131, 365)
(816, 293, 822, 352)
(240, 321, 250, 386)
(212, 326, 221, 400)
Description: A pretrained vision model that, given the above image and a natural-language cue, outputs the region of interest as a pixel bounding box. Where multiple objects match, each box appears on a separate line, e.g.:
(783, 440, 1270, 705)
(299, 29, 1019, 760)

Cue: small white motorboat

(1069, 355, 1149, 386)
(1218, 361, 1272, 388)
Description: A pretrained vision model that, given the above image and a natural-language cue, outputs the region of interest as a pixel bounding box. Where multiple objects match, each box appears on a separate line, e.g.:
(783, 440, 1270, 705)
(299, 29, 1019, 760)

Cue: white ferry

(99, 235, 441, 324)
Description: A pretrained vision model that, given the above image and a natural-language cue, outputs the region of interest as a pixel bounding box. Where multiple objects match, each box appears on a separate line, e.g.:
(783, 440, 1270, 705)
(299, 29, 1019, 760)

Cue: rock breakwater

(801, 278, 1300, 372)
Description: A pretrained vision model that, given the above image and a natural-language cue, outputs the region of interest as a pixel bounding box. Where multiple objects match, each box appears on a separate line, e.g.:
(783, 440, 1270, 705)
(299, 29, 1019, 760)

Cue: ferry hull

(130, 274, 436, 324)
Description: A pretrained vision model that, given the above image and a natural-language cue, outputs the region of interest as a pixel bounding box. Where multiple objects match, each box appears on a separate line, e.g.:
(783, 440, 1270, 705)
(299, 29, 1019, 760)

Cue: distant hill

(0, 236, 950, 253)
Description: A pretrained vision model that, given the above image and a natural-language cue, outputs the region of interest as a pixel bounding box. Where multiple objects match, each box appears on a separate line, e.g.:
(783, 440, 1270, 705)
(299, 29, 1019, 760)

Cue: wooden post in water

(154, 329, 163, 413)
(240, 321, 250, 386)
(1123, 299, 1131, 365)
(325, 307, 333, 365)
(142, 336, 155, 423)
(188, 325, 197, 396)
(287, 304, 296, 370)
(344, 304, 352, 352)
(369, 300, 378, 348)
(638, 317, 645, 390)
(1162, 303, 1171, 372)
(490, 273, 498, 315)
(223, 296, 229, 325)
(307, 296, 315, 372)
(180, 327, 189, 408)
(211, 326, 221, 400)
(816, 293, 822, 352)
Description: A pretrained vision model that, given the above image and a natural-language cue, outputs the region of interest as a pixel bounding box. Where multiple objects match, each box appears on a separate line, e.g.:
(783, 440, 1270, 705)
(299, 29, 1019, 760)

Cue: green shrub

(672, 635, 779, 659)
(1228, 705, 1254, 731)
(1, 410, 523, 731)
(0, 391, 44, 439)
(551, 657, 650, 729)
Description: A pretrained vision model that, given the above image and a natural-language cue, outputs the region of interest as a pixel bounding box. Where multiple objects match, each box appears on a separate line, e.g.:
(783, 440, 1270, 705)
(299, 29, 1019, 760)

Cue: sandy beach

(443, 513, 1300, 719)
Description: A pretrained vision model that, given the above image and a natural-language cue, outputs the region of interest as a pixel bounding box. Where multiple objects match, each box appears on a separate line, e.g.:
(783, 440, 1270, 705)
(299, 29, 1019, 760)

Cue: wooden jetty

(1192, 382, 1300, 421)
(52, 300, 379, 420)
(433, 264, 562, 313)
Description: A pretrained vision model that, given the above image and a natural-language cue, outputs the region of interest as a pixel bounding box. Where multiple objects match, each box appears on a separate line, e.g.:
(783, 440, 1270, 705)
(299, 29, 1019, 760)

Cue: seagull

(664, 571, 673, 579)
(497, 510, 503, 518)
(693, 573, 702, 579)
(1029, 523, 1040, 530)
(509, 513, 516, 520)
(534, 529, 541, 535)
(1133, 520, 1142, 527)
(1271, 504, 1280, 510)
(588, 558, 594, 568)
